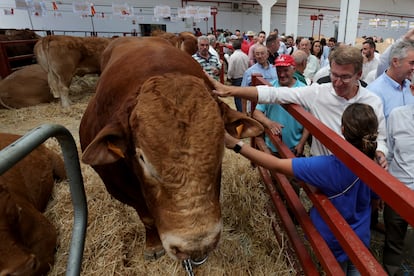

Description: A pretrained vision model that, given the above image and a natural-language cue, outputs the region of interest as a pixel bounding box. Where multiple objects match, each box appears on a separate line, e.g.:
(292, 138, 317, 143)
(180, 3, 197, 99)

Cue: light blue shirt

(366, 72, 414, 120)
(387, 104, 414, 190)
(255, 79, 306, 153)
(241, 62, 277, 87)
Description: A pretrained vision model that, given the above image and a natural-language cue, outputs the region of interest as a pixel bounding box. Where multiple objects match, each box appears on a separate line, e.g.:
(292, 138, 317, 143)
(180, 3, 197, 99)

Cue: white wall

(0, 0, 412, 40)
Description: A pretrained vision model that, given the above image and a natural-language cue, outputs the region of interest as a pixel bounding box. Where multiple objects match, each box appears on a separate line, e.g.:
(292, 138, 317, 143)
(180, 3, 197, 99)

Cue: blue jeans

(340, 260, 360, 276)
(230, 78, 243, 112)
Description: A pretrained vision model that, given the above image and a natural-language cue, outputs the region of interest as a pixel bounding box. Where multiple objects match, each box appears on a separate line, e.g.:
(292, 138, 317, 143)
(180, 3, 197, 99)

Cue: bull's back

(82, 37, 208, 135)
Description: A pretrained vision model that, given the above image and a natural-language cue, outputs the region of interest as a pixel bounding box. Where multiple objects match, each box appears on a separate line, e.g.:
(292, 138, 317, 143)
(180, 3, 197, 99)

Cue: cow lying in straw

(0, 133, 66, 276)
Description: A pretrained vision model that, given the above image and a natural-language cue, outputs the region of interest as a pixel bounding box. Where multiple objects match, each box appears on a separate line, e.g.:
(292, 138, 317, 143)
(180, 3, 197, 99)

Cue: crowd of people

(191, 26, 414, 276)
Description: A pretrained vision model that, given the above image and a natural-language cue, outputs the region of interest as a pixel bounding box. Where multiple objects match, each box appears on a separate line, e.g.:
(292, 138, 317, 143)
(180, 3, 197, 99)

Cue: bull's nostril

(170, 246, 178, 255)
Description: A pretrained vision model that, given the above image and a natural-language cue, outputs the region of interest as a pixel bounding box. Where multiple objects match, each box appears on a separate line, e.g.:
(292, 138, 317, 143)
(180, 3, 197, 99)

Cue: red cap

(275, 54, 296, 67)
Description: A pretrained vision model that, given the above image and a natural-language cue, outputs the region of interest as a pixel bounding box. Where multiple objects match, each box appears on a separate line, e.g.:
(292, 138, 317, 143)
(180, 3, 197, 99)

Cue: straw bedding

(0, 75, 297, 275)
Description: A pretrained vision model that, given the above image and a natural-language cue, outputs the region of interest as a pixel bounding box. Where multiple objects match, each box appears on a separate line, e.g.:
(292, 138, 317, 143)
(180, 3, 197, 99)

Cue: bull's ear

(218, 101, 264, 138)
(82, 124, 128, 165)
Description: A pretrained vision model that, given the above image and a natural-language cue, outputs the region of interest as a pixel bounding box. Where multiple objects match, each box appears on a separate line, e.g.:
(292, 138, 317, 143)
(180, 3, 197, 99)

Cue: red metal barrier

(250, 75, 414, 275)
(0, 39, 38, 78)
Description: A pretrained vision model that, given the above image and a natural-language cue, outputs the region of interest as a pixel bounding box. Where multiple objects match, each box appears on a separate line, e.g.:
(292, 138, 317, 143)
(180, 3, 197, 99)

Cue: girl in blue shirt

(225, 103, 379, 276)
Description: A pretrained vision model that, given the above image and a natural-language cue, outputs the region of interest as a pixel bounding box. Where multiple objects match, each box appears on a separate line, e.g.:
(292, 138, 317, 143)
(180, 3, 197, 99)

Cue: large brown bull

(0, 133, 66, 276)
(79, 37, 263, 264)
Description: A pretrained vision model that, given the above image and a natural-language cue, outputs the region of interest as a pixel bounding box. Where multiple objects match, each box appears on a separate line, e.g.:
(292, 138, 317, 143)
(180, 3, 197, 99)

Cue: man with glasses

(209, 46, 388, 168)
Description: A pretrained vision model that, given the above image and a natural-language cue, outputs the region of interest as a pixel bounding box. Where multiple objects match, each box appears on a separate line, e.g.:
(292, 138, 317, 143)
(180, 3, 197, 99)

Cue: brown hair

(329, 46, 363, 74)
(341, 103, 378, 159)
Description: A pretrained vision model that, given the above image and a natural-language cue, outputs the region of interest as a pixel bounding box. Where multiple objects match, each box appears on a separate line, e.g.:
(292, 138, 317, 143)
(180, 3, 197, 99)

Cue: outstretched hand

(224, 132, 240, 149)
(205, 72, 234, 97)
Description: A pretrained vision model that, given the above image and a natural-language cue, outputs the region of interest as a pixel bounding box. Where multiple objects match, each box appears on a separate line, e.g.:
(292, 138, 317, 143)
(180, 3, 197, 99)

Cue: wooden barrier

(250, 75, 414, 275)
(0, 39, 38, 78)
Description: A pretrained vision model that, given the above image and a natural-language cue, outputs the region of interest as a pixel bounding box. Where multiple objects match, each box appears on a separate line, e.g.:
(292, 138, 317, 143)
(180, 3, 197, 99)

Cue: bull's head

(82, 73, 263, 262)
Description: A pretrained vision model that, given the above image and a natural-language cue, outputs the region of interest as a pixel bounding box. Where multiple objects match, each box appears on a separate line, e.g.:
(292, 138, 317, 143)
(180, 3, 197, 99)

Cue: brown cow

(0, 64, 53, 109)
(79, 37, 263, 264)
(0, 133, 66, 276)
(34, 35, 112, 107)
(152, 31, 198, 55)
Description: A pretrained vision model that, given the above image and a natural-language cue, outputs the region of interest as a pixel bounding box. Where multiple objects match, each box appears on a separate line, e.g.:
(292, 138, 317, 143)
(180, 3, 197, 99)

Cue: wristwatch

(232, 141, 244, 153)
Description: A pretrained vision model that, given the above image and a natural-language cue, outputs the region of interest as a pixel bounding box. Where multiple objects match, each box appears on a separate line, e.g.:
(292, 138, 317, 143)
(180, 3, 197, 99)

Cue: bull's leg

(47, 71, 61, 98)
(59, 86, 72, 108)
(138, 213, 165, 260)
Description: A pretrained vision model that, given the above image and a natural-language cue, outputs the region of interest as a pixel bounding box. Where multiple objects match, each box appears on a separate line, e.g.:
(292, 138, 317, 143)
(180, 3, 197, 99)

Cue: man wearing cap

(241, 30, 256, 55)
(253, 54, 309, 156)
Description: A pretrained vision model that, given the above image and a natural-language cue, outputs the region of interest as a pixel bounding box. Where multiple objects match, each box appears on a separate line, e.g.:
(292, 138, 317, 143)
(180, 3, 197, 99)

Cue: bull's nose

(170, 246, 210, 262)
(171, 246, 190, 260)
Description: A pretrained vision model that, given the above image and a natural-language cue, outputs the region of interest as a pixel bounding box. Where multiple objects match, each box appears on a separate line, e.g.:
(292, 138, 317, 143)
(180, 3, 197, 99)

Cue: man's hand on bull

(205, 72, 259, 102)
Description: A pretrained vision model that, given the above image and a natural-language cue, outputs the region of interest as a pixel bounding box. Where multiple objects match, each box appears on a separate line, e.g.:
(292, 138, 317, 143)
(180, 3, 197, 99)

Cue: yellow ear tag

(107, 142, 125, 158)
(236, 124, 244, 138)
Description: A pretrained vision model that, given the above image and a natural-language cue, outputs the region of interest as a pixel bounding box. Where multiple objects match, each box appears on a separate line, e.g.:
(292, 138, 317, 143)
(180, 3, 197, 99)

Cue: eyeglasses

(329, 71, 355, 83)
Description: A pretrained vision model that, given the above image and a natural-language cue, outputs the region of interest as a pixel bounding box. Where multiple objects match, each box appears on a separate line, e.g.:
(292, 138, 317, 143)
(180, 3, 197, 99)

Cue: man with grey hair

(366, 39, 414, 276)
(367, 39, 414, 120)
(192, 35, 221, 80)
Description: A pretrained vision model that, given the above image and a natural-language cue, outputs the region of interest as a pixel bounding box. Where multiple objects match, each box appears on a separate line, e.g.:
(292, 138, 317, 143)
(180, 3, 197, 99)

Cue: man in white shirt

(361, 39, 379, 83)
(227, 38, 249, 111)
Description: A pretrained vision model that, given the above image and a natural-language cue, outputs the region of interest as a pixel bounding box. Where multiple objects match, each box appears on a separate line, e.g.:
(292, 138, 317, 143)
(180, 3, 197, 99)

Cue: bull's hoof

(144, 246, 165, 260)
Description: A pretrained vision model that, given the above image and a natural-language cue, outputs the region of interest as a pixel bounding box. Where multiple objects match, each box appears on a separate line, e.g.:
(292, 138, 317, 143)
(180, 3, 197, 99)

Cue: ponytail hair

(341, 103, 378, 159)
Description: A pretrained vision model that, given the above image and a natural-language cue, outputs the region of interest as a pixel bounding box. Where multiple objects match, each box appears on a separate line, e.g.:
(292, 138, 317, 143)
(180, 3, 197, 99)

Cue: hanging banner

(26, 1, 47, 16)
(73, 1, 90, 16)
(391, 20, 400, 28)
(3, 8, 14, 15)
(15, 0, 28, 9)
(399, 20, 408, 29)
(177, 7, 188, 18)
(368, 18, 378, 27)
(197, 6, 211, 18)
(154, 5, 170, 18)
(185, 6, 198, 18)
(377, 19, 388, 27)
(112, 2, 133, 17)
